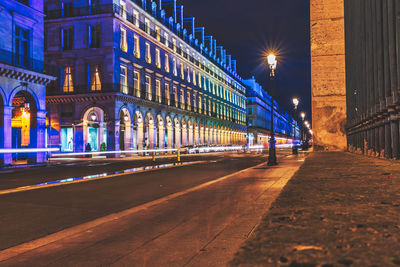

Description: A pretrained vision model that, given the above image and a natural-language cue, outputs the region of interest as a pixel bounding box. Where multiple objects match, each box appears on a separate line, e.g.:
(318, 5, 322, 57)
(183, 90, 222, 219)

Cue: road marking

(0, 161, 267, 262)
(0, 161, 207, 196)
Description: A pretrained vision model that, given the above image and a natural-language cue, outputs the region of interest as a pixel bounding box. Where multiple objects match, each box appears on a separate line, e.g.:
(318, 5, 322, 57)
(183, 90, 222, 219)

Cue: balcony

(0, 48, 57, 76)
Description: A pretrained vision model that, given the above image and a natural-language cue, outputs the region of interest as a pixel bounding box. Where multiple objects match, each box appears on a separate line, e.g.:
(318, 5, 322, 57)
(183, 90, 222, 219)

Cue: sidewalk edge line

(0, 161, 266, 262)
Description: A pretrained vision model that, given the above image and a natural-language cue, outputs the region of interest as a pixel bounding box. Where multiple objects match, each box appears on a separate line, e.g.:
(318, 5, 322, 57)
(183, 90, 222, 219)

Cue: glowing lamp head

(124, 115, 129, 122)
(300, 112, 306, 119)
(292, 98, 299, 107)
(267, 54, 276, 66)
(90, 113, 97, 121)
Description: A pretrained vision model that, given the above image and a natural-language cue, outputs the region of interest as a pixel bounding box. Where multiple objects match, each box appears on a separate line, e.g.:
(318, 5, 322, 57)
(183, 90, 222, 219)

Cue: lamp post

(292, 97, 299, 139)
(300, 112, 305, 143)
(267, 54, 278, 166)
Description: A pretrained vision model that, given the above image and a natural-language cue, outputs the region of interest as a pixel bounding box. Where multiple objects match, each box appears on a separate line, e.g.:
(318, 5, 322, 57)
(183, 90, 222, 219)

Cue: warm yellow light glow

(300, 112, 306, 119)
(267, 54, 276, 65)
(292, 97, 299, 106)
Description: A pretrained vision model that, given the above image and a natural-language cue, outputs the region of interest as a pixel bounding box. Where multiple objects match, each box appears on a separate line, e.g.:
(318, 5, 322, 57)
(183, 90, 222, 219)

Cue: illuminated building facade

(45, 0, 247, 153)
(244, 77, 300, 146)
(0, 0, 55, 165)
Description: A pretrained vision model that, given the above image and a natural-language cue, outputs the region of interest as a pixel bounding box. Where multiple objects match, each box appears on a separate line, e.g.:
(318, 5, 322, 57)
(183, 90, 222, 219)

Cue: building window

(134, 35, 140, 57)
(165, 83, 170, 105)
(156, 80, 161, 102)
(144, 18, 150, 34)
(198, 96, 202, 113)
(198, 73, 202, 88)
(61, 27, 73, 50)
(61, 1, 73, 17)
(120, 28, 127, 52)
(180, 89, 185, 109)
(172, 38, 176, 52)
(89, 65, 102, 91)
(120, 66, 128, 94)
(15, 26, 30, 68)
(193, 70, 196, 86)
(145, 43, 151, 63)
(155, 48, 161, 68)
(186, 90, 191, 110)
(88, 24, 101, 48)
(133, 10, 139, 27)
(180, 63, 184, 80)
(187, 67, 191, 83)
(145, 76, 151, 100)
(62, 66, 74, 92)
(164, 33, 168, 46)
(173, 86, 178, 107)
(155, 26, 160, 41)
(120, 0, 126, 19)
(173, 58, 177, 76)
(134, 71, 140, 97)
(165, 53, 170, 72)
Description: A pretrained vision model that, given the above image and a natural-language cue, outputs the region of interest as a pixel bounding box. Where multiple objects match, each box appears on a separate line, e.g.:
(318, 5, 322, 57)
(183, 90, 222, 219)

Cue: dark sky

(182, 0, 311, 120)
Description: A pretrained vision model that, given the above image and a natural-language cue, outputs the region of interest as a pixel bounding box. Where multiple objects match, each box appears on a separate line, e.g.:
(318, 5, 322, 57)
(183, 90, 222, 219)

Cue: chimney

(176, 5, 184, 26)
(232, 60, 237, 72)
(183, 17, 195, 36)
(226, 55, 232, 69)
(204, 36, 213, 56)
(160, 0, 177, 23)
(195, 27, 205, 46)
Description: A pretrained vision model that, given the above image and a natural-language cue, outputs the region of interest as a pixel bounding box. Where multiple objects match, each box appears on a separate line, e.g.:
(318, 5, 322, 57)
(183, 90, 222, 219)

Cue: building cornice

(0, 63, 56, 85)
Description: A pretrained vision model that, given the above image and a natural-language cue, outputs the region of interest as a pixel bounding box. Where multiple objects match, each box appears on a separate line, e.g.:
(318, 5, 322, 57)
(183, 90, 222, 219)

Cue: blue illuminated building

(0, 0, 55, 165)
(243, 77, 300, 146)
(44, 0, 248, 153)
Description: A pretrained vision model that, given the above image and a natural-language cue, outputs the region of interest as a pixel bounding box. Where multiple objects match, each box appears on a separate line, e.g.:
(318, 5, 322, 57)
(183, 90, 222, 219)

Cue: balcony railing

(0, 48, 58, 76)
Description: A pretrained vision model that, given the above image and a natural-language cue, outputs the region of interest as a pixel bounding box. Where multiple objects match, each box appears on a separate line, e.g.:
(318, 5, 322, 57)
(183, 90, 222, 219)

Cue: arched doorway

(188, 120, 193, 146)
(83, 107, 107, 152)
(181, 118, 187, 146)
(144, 113, 155, 149)
(174, 117, 180, 148)
(119, 108, 131, 151)
(156, 114, 164, 149)
(165, 116, 173, 149)
(134, 111, 143, 150)
(11, 91, 38, 162)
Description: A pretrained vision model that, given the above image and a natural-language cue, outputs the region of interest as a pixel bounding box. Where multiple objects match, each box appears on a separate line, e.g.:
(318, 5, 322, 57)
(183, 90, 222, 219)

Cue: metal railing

(0, 48, 58, 76)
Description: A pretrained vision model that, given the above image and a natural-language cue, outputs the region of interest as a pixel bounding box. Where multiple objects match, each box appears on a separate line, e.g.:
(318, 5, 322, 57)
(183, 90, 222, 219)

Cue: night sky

(182, 0, 311, 120)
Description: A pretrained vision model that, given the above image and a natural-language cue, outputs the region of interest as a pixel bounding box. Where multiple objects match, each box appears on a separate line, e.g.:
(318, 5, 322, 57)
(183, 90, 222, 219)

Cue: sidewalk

(230, 152, 400, 266)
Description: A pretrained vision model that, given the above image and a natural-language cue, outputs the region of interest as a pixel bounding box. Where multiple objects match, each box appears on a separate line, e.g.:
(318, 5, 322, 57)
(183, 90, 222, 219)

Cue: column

(0, 106, 13, 165)
(175, 125, 181, 148)
(167, 126, 173, 149)
(158, 124, 165, 149)
(137, 123, 144, 150)
(36, 110, 47, 163)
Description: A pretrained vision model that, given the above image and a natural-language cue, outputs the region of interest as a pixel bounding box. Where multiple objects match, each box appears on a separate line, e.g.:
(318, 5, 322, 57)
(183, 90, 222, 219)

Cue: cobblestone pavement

(230, 152, 400, 267)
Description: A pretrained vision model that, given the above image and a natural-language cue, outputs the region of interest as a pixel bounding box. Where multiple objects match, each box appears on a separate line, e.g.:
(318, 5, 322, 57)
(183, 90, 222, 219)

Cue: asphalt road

(0, 149, 303, 266)
(0, 153, 231, 190)
(0, 153, 272, 251)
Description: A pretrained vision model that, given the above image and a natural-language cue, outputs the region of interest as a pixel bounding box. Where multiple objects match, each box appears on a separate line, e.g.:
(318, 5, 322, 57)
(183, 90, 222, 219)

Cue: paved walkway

(230, 152, 400, 267)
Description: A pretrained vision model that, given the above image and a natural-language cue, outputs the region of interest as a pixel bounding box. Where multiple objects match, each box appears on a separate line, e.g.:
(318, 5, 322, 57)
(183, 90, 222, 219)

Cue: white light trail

(0, 148, 60, 153)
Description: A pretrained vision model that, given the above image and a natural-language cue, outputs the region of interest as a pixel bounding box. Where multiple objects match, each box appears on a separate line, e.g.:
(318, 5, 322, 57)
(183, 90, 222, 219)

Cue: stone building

(310, 0, 347, 151)
(44, 0, 247, 153)
(0, 0, 55, 165)
(345, 0, 400, 159)
(244, 77, 300, 147)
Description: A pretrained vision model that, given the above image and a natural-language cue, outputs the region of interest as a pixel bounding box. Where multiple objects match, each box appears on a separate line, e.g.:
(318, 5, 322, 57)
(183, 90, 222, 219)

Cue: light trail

(0, 148, 59, 153)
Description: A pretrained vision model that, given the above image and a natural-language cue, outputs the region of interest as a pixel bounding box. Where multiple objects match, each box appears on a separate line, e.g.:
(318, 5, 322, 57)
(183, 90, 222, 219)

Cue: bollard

(152, 152, 156, 162)
(177, 149, 181, 162)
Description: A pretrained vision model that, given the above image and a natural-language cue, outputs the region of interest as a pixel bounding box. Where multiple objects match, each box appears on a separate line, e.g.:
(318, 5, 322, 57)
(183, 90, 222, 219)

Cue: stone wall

(310, 0, 347, 151)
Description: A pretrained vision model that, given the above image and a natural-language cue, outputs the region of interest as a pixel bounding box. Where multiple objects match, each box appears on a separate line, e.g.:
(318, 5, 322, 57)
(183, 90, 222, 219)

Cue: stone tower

(310, 0, 347, 150)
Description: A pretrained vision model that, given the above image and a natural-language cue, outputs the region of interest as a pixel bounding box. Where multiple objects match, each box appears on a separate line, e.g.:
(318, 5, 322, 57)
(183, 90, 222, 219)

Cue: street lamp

(292, 97, 299, 111)
(267, 54, 278, 166)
